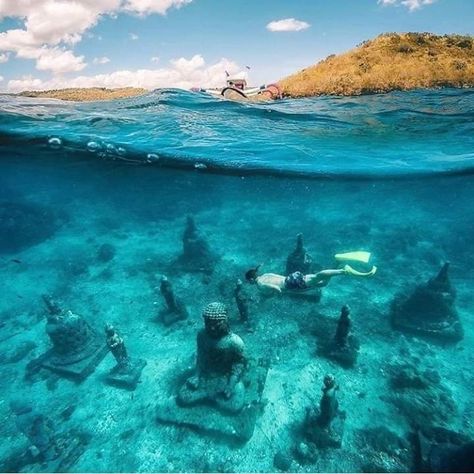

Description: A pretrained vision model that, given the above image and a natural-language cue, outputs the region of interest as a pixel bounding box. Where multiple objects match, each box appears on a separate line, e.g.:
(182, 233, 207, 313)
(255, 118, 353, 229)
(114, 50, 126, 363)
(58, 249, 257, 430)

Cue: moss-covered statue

(158, 302, 269, 443)
(302, 375, 346, 449)
(33, 295, 107, 381)
(180, 215, 218, 273)
(177, 302, 247, 413)
(390, 262, 463, 342)
(104, 324, 146, 390)
(286, 233, 315, 275)
(159, 275, 188, 325)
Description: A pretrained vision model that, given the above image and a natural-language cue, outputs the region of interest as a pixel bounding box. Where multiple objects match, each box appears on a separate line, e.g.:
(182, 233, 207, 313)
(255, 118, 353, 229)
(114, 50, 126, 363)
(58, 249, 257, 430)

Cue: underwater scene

(0, 88, 474, 473)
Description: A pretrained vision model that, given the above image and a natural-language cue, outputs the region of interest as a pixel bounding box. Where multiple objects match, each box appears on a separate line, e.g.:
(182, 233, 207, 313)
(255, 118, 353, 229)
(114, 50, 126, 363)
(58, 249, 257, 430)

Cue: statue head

(104, 323, 115, 336)
(323, 374, 336, 390)
(203, 302, 229, 338)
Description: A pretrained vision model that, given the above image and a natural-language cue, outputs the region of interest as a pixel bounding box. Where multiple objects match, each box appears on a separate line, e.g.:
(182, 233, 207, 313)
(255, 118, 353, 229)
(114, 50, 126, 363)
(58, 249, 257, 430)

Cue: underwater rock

(286, 233, 314, 275)
(32, 295, 108, 381)
(157, 302, 268, 443)
(384, 352, 457, 428)
(159, 275, 188, 326)
(97, 243, 116, 263)
(414, 426, 474, 473)
(0, 200, 63, 254)
(318, 305, 360, 368)
(354, 426, 411, 473)
(390, 263, 463, 343)
(302, 375, 345, 449)
(180, 215, 218, 274)
(104, 324, 146, 390)
(273, 451, 293, 471)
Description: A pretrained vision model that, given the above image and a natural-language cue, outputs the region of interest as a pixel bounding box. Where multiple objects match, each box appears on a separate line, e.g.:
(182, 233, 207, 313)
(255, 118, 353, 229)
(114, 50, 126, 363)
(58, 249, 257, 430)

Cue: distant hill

(278, 33, 474, 97)
(18, 87, 146, 101)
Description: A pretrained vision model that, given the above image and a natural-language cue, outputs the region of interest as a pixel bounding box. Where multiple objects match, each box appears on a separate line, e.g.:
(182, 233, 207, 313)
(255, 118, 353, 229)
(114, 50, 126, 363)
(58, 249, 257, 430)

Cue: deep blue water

(0, 89, 473, 473)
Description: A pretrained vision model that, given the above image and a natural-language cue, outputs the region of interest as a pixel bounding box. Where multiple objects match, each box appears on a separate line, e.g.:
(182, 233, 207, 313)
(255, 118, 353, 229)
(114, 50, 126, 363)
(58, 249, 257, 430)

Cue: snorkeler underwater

(1, 1, 474, 473)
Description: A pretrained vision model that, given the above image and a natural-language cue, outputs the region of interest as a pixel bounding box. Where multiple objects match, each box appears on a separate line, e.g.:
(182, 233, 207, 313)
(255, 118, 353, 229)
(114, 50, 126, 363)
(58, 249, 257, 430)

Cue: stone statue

(181, 215, 218, 273)
(303, 374, 345, 448)
(317, 305, 360, 367)
(286, 233, 314, 275)
(390, 262, 463, 342)
(234, 279, 254, 330)
(105, 324, 128, 367)
(35, 295, 108, 380)
(177, 302, 247, 413)
(334, 305, 351, 347)
(104, 324, 146, 390)
(159, 275, 188, 325)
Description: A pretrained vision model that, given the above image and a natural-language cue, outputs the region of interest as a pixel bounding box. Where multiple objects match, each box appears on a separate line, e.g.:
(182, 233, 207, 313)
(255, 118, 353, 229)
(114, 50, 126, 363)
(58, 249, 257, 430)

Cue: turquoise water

(0, 89, 473, 472)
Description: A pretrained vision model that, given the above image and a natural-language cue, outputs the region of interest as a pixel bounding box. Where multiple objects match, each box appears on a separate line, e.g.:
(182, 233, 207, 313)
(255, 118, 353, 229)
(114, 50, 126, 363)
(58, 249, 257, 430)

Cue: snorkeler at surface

(245, 251, 377, 294)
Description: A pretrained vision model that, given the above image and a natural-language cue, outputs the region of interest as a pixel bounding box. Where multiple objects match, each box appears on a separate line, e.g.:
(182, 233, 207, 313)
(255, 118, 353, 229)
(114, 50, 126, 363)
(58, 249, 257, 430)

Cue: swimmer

(245, 251, 377, 294)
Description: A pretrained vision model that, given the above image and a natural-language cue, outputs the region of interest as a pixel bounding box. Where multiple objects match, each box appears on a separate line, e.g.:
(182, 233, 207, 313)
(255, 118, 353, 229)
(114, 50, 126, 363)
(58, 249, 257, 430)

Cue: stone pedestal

(304, 409, 346, 449)
(156, 359, 268, 444)
(105, 358, 147, 390)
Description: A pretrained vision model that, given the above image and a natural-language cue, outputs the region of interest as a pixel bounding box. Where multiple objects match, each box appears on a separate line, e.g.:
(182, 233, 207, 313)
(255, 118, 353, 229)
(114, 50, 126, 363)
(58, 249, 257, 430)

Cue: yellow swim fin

(343, 264, 377, 277)
(335, 251, 371, 264)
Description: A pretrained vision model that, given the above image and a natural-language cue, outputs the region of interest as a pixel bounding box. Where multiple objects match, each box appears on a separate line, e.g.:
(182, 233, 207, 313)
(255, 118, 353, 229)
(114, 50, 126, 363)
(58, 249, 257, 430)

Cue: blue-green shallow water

(0, 89, 473, 473)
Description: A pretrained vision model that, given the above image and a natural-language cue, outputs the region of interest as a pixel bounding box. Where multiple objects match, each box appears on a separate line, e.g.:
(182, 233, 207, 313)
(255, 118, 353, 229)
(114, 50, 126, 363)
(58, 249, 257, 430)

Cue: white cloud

(93, 56, 111, 64)
(0, 52, 9, 63)
(151, 56, 160, 63)
(0, 0, 193, 74)
(129, 33, 139, 40)
(122, 0, 192, 15)
(5, 55, 246, 92)
(0, 76, 3, 82)
(266, 18, 310, 32)
(378, 0, 436, 11)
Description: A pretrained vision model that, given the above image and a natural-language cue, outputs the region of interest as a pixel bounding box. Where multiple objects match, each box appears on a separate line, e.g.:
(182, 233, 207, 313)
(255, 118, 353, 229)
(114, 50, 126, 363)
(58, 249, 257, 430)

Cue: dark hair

(245, 265, 261, 283)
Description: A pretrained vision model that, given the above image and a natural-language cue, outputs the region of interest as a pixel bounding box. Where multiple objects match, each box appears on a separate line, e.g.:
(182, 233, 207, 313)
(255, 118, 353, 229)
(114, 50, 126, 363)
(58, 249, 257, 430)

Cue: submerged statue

(177, 302, 247, 413)
(104, 324, 146, 390)
(159, 275, 188, 325)
(318, 305, 360, 367)
(286, 233, 314, 275)
(234, 279, 254, 330)
(180, 215, 218, 273)
(390, 262, 463, 342)
(303, 374, 345, 448)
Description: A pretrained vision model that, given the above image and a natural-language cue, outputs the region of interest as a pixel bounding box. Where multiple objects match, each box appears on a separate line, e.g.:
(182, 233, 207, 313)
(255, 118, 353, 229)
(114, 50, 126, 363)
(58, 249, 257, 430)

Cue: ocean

(0, 88, 473, 472)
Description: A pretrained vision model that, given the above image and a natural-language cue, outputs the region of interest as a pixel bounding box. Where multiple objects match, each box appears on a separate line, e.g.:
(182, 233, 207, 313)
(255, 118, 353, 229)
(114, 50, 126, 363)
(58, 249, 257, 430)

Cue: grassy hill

(18, 87, 146, 101)
(279, 33, 474, 97)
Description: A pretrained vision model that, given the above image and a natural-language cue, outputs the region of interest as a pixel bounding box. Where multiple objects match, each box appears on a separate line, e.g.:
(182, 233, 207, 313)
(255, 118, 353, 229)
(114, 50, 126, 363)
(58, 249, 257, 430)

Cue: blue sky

(0, 0, 473, 91)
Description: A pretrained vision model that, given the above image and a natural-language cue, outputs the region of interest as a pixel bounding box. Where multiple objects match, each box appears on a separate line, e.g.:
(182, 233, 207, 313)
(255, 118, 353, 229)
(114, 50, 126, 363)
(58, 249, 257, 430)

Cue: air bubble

(87, 141, 101, 153)
(194, 162, 207, 170)
(48, 137, 62, 149)
(116, 147, 126, 156)
(146, 153, 159, 162)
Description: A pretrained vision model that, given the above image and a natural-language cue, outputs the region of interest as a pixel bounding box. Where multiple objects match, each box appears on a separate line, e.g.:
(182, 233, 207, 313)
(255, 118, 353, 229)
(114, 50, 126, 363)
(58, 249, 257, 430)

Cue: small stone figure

(159, 275, 188, 325)
(303, 375, 345, 448)
(104, 324, 146, 390)
(334, 305, 351, 347)
(390, 262, 463, 342)
(286, 233, 314, 275)
(34, 296, 108, 380)
(181, 215, 218, 273)
(177, 302, 247, 413)
(317, 305, 360, 367)
(10, 400, 59, 462)
(234, 279, 253, 330)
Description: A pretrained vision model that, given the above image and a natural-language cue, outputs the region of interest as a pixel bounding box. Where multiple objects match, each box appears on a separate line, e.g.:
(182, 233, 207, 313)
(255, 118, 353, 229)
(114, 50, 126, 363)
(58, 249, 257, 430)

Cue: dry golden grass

(279, 33, 474, 97)
(18, 87, 147, 102)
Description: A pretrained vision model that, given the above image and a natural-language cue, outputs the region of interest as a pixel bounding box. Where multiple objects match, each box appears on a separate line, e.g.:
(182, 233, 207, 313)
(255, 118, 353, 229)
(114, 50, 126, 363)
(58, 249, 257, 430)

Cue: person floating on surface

(245, 251, 377, 294)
